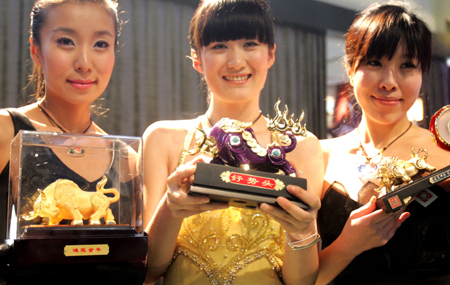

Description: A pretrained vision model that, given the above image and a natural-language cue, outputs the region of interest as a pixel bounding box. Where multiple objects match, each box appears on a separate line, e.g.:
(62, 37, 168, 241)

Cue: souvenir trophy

(4, 131, 147, 284)
(375, 106, 450, 213)
(185, 100, 309, 209)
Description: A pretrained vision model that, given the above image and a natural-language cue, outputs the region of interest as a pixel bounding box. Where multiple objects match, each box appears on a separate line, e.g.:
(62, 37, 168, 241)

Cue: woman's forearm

(282, 243, 319, 285)
(315, 236, 359, 285)
(145, 194, 184, 284)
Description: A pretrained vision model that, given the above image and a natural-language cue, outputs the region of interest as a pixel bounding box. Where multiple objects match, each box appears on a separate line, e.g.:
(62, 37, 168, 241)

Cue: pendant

(356, 150, 379, 184)
(66, 147, 85, 157)
(357, 162, 378, 182)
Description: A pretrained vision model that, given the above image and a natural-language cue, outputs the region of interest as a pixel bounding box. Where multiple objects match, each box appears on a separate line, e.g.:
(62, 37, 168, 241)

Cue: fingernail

(260, 203, 271, 212)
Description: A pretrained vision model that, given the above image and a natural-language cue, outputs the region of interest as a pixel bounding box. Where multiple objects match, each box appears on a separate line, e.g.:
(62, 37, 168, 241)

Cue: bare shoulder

(0, 110, 15, 171)
(413, 126, 450, 169)
(143, 119, 198, 142)
(297, 130, 320, 146)
(142, 119, 200, 170)
(293, 132, 323, 164)
(320, 132, 355, 156)
(0, 109, 15, 144)
(291, 131, 321, 159)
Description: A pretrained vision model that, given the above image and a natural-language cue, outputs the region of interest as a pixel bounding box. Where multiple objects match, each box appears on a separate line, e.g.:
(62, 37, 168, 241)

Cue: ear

(267, 44, 276, 69)
(345, 63, 354, 86)
(30, 37, 42, 66)
(191, 49, 204, 74)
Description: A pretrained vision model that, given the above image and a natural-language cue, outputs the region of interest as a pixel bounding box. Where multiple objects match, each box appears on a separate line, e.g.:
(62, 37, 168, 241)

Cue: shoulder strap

(177, 119, 203, 167)
(5, 108, 36, 135)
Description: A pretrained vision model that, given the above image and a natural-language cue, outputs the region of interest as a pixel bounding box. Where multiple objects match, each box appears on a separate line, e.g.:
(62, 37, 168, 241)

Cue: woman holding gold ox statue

(142, 0, 323, 284)
(318, 2, 450, 284)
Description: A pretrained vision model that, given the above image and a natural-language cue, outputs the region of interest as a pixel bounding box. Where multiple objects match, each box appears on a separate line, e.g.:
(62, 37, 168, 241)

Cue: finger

(169, 190, 210, 205)
(259, 204, 297, 231)
(167, 164, 197, 191)
(369, 205, 407, 226)
(277, 196, 313, 222)
(260, 199, 312, 230)
(174, 203, 228, 218)
(385, 212, 410, 240)
(350, 196, 377, 219)
(286, 185, 321, 212)
(171, 200, 229, 212)
(260, 202, 296, 223)
(168, 190, 228, 212)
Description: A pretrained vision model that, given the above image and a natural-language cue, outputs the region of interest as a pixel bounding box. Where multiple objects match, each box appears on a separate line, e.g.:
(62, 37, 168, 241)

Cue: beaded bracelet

(286, 221, 321, 251)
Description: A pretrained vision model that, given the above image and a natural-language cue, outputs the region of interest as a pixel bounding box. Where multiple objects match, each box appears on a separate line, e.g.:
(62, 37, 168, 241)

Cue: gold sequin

(174, 208, 285, 284)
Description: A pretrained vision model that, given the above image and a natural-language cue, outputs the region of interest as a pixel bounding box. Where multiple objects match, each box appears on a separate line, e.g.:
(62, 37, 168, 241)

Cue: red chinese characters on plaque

(220, 171, 285, 191)
(64, 244, 109, 257)
(387, 196, 403, 210)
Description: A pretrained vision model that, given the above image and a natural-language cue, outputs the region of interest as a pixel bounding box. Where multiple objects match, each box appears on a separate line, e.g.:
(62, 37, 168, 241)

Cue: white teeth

(224, 75, 250, 81)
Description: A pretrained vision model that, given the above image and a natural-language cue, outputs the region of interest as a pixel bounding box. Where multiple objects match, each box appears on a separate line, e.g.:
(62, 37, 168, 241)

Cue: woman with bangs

(318, 2, 450, 284)
(142, 0, 323, 284)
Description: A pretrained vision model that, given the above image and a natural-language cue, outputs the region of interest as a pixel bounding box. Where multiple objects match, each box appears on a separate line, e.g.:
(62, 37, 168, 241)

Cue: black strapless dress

(318, 181, 450, 285)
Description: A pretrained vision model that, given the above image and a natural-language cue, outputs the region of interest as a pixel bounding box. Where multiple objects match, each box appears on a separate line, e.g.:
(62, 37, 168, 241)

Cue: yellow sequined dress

(163, 123, 285, 285)
(164, 208, 284, 285)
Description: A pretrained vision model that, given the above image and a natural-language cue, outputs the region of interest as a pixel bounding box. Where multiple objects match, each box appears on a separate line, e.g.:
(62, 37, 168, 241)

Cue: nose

(75, 47, 93, 72)
(379, 69, 398, 91)
(227, 48, 246, 70)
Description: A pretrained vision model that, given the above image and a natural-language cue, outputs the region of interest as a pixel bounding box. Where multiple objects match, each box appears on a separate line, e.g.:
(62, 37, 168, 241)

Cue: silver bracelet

(286, 221, 321, 251)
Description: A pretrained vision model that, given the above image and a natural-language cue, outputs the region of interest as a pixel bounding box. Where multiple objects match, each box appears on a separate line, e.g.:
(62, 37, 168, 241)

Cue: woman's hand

(259, 184, 321, 241)
(336, 196, 410, 255)
(166, 159, 228, 219)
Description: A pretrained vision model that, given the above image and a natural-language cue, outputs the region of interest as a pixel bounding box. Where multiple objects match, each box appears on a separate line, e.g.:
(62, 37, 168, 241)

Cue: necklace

(207, 112, 263, 127)
(38, 102, 93, 157)
(356, 122, 412, 182)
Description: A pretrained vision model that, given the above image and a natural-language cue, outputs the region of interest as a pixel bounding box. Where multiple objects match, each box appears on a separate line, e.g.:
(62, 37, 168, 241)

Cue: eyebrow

(52, 27, 114, 37)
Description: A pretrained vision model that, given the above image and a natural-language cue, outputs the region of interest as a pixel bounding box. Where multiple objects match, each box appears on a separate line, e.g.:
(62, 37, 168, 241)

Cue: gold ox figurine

(22, 176, 120, 225)
(376, 148, 436, 194)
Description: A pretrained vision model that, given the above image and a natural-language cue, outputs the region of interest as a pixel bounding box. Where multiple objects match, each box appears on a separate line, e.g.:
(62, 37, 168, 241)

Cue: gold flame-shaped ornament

(267, 99, 307, 137)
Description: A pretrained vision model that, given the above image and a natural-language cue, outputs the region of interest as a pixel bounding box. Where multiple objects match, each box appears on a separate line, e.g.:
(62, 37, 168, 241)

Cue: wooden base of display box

(12, 225, 147, 267)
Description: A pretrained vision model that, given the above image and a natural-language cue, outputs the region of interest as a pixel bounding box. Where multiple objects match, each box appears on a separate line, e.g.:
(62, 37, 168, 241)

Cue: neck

(39, 97, 93, 133)
(358, 116, 412, 149)
(205, 98, 262, 127)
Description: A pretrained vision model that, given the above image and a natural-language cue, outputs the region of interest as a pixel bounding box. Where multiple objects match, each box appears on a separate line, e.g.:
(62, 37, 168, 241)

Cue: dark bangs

(190, 0, 274, 51)
(347, 3, 432, 73)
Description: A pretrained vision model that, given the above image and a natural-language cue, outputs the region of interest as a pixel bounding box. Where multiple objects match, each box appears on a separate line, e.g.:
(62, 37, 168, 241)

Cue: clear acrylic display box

(7, 130, 144, 241)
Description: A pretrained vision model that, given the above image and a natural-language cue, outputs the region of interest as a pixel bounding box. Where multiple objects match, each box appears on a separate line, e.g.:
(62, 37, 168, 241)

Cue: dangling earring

(349, 77, 354, 86)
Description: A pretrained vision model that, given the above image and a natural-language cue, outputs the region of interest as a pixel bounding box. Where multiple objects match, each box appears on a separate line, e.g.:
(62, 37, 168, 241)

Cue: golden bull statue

(22, 176, 120, 225)
(376, 148, 436, 194)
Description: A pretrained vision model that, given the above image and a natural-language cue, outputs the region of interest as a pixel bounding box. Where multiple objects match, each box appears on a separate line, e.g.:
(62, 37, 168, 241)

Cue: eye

(366, 60, 381, 67)
(244, 41, 259, 48)
(56, 37, 74, 46)
(211, 43, 227, 50)
(400, 62, 418, 69)
(230, 135, 241, 146)
(94, 40, 110, 49)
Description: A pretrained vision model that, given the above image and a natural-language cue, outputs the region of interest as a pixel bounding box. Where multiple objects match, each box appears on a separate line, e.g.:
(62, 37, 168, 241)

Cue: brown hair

(345, 2, 432, 75)
(28, 0, 122, 101)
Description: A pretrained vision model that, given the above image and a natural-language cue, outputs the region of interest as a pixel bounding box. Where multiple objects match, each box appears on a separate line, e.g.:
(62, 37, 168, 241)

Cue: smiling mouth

(68, 80, 96, 90)
(372, 96, 402, 104)
(223, 75, 251, 81)
(68, 80, 95, 84)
